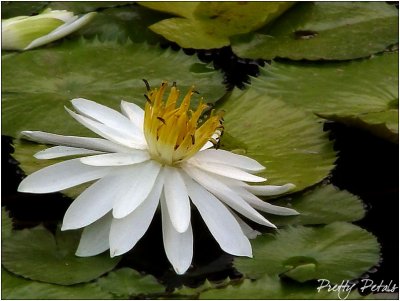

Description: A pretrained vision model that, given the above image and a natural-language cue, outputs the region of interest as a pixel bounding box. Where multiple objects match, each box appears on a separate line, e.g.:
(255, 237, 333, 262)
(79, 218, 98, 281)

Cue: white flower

(18, 81, 298, 274)
(2, 8, 96, 51)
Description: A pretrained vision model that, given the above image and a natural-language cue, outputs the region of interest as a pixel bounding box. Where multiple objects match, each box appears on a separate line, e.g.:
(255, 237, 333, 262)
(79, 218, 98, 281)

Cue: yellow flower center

(143, 81, 223, 165)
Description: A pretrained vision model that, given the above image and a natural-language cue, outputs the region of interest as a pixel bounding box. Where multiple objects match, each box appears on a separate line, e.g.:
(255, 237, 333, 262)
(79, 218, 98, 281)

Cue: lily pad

(2, 207, 13, 239)
(174, 278, 231, 298)
(140, 2, 200, 19)
(251, 53, 398, 117)
(2, 39, 225, 138)
(318, 110, 399, 143)
(1, 1, 49, 19)
(2, 268, 112, 299)
(234, 222, 380, 283)
(143, 2, 293, 49)
(2, 225, 121, 285)
(267, 184, 365, 226)
(250, 53, 399, 142)
(218, 88, 336, 191)
(75, 5, 170, 44)
(231, 2, 399, 60)
(47, 1, 131, 14)
(199, 274, 365, 300)
(97, 268, 165, 298)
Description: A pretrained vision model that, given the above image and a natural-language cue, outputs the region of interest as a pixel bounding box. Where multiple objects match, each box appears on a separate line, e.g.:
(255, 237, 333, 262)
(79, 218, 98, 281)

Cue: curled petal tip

(60, 224, 70, 231)
(292, 209, 300, 215)
(286, 183, 296, 190)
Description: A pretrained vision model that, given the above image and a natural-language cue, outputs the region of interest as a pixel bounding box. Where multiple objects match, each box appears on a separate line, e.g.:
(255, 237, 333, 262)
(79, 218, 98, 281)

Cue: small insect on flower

(17, 81, 298, 274)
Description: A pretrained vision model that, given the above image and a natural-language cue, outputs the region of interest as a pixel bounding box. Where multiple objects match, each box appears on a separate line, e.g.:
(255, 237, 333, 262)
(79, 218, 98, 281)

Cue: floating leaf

(2, 268, 112, 299)
(144, 2, 293, 49)
(234, 222, 380, 283)
(149, 18, 230, 50)
(199, 275, 365, 300)
(251, 53, 398, 117)
(97, 268, 165, 298)
(318, 110, 399, 143)
(249, 53, 399, 142)
(2, 207, 13, 239)
(267, 184, 365, 226)
(140, 2, 200, 19)
(75, 5, 169, 44)
(232, 2, 399, 60)
(2, 39, 225, 138)
(1, 1, 48, 19)
(174, 278, 232, 298)
(47, 1, 131, 14)
(218, 88, 336, 191)
(2, 225, 121, 285)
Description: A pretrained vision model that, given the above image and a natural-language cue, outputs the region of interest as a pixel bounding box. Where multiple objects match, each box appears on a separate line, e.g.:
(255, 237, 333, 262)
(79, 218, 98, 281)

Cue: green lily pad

(234, 222, 380, 283)
(231, 2, 399, 60)
(199, 274, 366, 300)
(318, 110, 399, 143)
(1, 1, 49, 19)
(150, 18, 230, 50)
(219, 88, 336, 191)
(2, 225, 121, 285)
(47, 1, 131, 14)
(144, 2, 293, 49)
(75, 5, 170, 44)
(97, 268, 165, 298)
(140, 2, 200, 19)
(174, 278, 231, 298)
(2, 268, 112, 299)
(267, 184, 365, 226)
(251, 53, 398, 116)
(249, 53, 398, 142)
(2, 207, 13, 239)
(2, 39, 225, 138)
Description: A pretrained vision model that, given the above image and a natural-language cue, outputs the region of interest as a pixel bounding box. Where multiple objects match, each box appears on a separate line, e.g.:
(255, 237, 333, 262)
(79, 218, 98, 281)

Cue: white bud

(2, 9, 96, 51)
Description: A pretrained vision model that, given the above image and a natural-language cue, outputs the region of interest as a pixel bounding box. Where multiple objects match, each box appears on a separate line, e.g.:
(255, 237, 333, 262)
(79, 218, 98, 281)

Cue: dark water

(2, 47, 398, 292)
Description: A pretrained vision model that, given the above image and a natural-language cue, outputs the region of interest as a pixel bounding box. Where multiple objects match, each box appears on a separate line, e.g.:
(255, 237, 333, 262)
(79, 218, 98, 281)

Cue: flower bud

(2, 9, 96, 51)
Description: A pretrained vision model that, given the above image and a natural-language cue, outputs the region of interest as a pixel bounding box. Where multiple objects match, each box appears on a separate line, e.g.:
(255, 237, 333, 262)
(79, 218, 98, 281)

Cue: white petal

(230, 211, 261, 239)
(200, 141, 213, 151)
(112, 161, 161, 219)
(109, 171, 164, 257)
(237, 187, 299, 216)
(183, 166, 276, 228)
(161, 192, 193, 275)
(25, 12, 96, 50)
(71, 98, 144, 141)
(61, 172, 124, 230)
(34, 146, 102, 159)
(192, 149, 265, 172)
(199, 129, 221, 151)
(75, 212, 112, 256)
(21, 131, 132, 153)
(185, 176, 252, 257)
(17, 158, 111, 193)
(80, 151, 150, 166)
(189, 160, 266, 183)
(66, 107, 147, 149)
(163, 167, 191, 233)
(120, 101, 144, 130)
(245, 183, 296, 196)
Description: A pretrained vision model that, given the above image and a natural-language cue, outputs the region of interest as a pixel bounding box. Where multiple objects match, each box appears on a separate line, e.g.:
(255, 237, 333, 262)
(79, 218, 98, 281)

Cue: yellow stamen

(143, 81, 223, 165)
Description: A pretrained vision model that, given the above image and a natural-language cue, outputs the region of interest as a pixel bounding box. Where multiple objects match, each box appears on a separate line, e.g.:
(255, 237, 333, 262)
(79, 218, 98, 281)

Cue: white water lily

(2, 8, 96, 51)
(18, 81, 298, 274)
